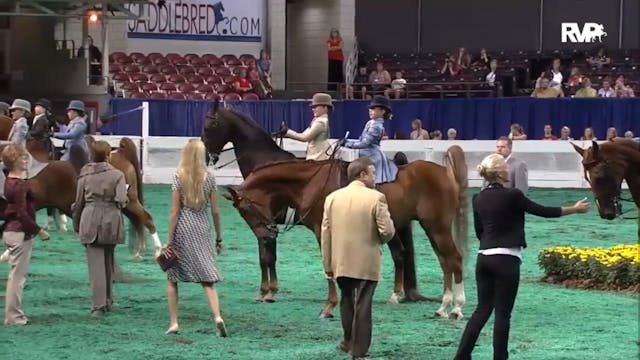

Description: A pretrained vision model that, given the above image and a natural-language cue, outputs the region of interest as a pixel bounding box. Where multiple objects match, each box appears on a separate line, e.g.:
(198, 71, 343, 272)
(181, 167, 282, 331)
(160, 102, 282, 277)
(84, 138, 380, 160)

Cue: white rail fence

(55, 101, 615, 188)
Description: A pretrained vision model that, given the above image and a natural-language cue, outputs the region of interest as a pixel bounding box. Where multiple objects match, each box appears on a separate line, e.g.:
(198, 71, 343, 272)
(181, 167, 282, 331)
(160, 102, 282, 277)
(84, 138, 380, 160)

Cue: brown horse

(572, 138, 640, 239)
(224, 149, 469, 319)
(85, 135, 162, 260)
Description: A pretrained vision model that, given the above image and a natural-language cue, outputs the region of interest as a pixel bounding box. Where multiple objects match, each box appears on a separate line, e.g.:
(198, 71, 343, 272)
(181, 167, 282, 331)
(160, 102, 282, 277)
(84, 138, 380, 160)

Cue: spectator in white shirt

(486, 59, 498, 86)
(384, 71, 407, 99)
(549, 58, 563, 89)
(447, 128, 458, 140)
(598, 79, 616, 97)
(559, 126, 573, 140)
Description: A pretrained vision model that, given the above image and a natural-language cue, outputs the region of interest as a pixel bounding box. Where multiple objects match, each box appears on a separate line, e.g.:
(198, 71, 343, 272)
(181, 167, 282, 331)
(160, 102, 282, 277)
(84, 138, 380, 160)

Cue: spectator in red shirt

(542, 124, 558, 140)
(326, 28, 344, 91)
(233, 68, 253, 94)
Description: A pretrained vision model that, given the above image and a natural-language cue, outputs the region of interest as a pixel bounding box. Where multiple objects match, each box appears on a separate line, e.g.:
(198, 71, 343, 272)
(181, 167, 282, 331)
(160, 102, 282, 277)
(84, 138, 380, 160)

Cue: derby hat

(0, 101, 9, 114)
(35, 98, 52, 112)
(368, 95, 392, 113)
(66, 100, 86, 113)
(310, 93, 333, 108)
(9, 99, 31, 113)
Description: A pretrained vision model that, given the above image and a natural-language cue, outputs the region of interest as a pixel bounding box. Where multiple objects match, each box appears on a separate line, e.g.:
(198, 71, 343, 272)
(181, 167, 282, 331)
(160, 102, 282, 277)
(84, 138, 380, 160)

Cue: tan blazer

(286, 114, 331, 160)
(321, 180, 395, 282)
(72, 162, 128, 245)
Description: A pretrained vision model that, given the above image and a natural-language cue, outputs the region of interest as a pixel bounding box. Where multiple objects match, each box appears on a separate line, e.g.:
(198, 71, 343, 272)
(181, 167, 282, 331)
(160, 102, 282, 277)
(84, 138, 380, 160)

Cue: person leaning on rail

(453, 153, 589, 360)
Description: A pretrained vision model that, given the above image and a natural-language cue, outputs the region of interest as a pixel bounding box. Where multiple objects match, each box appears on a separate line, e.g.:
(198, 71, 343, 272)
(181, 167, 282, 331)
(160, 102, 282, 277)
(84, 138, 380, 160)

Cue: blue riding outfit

(343, 96, 398, 184)
(53, 100, 88, 161)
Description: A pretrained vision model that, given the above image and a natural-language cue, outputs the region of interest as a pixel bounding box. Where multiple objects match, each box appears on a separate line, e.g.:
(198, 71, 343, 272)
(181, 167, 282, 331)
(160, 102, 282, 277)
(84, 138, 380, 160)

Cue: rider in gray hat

(276, 93, 333, 160)
(53, 100, 89, 161)
(3, 99, 32, 146)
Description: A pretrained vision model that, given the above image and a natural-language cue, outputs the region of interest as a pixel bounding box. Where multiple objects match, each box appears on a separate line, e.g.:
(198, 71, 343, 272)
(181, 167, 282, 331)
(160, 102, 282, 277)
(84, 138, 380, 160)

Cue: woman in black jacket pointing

(454, 153, 590, 360)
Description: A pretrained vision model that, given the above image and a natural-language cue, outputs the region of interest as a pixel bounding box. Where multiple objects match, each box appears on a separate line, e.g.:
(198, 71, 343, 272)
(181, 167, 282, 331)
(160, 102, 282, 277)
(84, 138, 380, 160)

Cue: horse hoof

(132, 254, 143, 262)
(434, 311, 449, 319)
(255, 293, 265, 302)
(60, 225, 68, 232)
(449, 312, 464, 320)
(262, 293, 275, 303)
(318, 311, 334, 319)
(387, 293, 401, 304)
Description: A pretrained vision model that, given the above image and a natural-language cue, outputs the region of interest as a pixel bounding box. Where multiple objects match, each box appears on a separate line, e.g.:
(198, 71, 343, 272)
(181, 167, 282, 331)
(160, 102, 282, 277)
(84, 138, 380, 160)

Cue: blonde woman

(454, 153, 589, 360)
(165, 139, 226, 337)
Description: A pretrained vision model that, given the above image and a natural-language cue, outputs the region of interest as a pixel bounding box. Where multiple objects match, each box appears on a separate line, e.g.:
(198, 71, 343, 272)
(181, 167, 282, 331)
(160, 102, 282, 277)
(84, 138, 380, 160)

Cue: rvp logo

(561, 23, 607, 43)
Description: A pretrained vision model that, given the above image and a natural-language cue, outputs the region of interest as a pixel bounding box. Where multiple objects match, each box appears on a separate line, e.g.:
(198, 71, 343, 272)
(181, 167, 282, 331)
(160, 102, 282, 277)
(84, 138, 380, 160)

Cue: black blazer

(473, 183, 562, 250)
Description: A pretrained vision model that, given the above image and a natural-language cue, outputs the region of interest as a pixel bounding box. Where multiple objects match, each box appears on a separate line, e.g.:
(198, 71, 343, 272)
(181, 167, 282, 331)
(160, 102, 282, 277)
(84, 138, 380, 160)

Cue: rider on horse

(3, 99, 31, 147)
(277, 93, 333, 161)
(53, 100, 89, 161)
(340, 96, 398, 184)
(29, 99, 53, 141)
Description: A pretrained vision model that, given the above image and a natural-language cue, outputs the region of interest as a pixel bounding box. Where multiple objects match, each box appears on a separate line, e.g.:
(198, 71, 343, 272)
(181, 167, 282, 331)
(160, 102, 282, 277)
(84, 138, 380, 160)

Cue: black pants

(328, 59, 344, 91)
(337, 277, 377, 358)
(455, 254, 521, 360)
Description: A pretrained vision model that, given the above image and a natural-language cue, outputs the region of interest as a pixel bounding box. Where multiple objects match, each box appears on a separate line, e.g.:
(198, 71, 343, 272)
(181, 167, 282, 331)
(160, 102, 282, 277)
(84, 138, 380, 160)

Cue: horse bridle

(582, 157, 636, 219)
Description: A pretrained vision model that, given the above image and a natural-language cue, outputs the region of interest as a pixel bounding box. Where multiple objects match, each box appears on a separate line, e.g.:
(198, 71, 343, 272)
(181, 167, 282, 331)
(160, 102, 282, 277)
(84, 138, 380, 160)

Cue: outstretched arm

(286, 121, 326, 142)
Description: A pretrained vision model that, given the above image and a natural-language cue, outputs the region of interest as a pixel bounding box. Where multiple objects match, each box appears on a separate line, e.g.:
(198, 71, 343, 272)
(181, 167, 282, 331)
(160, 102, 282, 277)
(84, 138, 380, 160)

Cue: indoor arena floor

(1, 187, 637, 360)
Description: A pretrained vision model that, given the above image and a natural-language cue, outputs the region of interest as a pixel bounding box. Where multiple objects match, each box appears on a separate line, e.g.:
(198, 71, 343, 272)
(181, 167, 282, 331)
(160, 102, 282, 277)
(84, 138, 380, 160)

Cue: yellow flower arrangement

(539, 244, 640, 288)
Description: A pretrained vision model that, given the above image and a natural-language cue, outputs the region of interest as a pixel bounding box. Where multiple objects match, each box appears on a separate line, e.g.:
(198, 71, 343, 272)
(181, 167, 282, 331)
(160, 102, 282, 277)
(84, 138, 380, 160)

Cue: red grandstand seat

(148, 52, 164, 62)
(168, 74, 186, 83)
(196, 84, 214, 93)
(109, 51, 127, 62)
(214, 84, 229, 93)
(224, 93, 242, 101)
(123, 64, 140, 73)
(153, 57, 170, 66)
(109, 64, 121, 74)
(160, 65, 177, 75)
(178, 66, 196, 75)
(129, 91, 146, 99)
(202, 54, 222, 67)
(141, 82, 158, 92)
(184, 53, 200, 62)
(205, 92, 222, 101)
(220, 54, 238, 64)
(130, 52, 145, 60)
(160, 83, 177, 92)
(131, 73, 148, 83)
(116, 56, 133, 65)
(168, 92, 186, 100)
(225, 58, 242, 67)
(186, 92, 204, 100)
(133, 56, 151, 65)
(112, 73, 131, 82)
(215, 67, 231, 76)
(187, 75, 204, 84)
(190, 58, 206, 67)
(197, 67, 214, 76)
(169, 56, 187, 66)
(205, 75, 222, 84)
(143, 65, 159, 74)
(242, 93, 260, 101)
(230, 66, 244, 76)
(178, 83, 195, 93)
(222, 75, 236, 84)
(149, 92, 166, 99)
(149, 73, 166, 83)
(239, 54, 256, 66)
(120, 82, 140, 92)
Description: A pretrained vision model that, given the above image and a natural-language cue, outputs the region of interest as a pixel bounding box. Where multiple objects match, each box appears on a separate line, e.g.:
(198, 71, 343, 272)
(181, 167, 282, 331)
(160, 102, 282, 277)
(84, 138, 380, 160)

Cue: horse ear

(208, 98, 220, 116)
(571, 142, 585, 157)
(591, 141, 600, 158)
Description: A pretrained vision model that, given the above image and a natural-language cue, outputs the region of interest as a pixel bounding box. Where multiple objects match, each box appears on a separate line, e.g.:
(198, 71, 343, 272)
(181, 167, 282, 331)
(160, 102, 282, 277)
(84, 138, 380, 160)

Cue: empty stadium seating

(108, 52, 259, 100)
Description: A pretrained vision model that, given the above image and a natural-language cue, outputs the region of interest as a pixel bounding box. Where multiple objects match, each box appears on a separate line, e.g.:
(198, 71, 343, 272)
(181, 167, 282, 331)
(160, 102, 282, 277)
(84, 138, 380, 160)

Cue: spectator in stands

(531, 78, 563, 98)
(456, 47, 471, 70)
(233, 68, 254, 95)
(508, 124, 527, 140)
(559, 126, 573, 140)
(410, 119, 429, 140)
(566, 67, 583, 87)
(541, 124, 558, 140)
(485, 59, 499, 87)
(326, 28, 344, 92)
(369, 62, 391, 95)
(549, 58, 563, 89)
(624, 130, 635, 139)
(247, 64, 269, 99)
(472, 48, 491, 70)
(441, 55, 461, 77)
(495, 136, 528, 194)
(597, 79, 616, 97)
(77, 35, 102, 63)
(606, 127, 617, 141)
(385, 71, 406, 99)
(581, 127, 597, 141)
(614, 77, 635, 98)
(430, 130, 442, 140)
(587, 47, 611, 69)
(574, 77, 597, 98)
(257, 50, 272, 88)
(447, 128, 458, 140)
(347, 66, 370, 100)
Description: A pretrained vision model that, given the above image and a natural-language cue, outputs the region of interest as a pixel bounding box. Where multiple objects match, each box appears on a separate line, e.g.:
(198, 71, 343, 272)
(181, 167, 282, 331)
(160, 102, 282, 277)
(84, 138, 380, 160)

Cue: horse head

(223, 184, 279, 241)
(202, 99, 231, 164)
(572, 140, 625, 220)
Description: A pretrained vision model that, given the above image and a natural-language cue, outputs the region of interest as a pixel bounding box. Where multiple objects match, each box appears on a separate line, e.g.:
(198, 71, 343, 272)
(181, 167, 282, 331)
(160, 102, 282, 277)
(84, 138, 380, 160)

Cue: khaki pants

(3, 232, 33, 325)
(85, 244, 115, 311)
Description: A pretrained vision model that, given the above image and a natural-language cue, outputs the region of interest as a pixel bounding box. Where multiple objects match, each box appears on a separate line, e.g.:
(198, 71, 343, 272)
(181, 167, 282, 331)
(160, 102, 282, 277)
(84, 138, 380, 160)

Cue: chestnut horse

(225, 154, 469, 319)
(572, 138, 640, 239)
(85, 135, 162, 260)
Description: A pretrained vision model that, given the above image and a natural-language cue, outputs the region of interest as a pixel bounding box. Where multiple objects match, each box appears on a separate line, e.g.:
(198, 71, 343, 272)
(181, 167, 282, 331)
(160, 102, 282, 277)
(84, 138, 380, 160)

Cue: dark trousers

(328, 59, 344, 91)
(336, 277, 377, 358)
(455, 254, 521, 360)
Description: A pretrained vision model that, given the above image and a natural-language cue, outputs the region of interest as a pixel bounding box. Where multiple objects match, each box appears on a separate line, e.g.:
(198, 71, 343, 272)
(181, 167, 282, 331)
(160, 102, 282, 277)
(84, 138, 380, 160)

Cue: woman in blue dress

(341, 96, 398, 184)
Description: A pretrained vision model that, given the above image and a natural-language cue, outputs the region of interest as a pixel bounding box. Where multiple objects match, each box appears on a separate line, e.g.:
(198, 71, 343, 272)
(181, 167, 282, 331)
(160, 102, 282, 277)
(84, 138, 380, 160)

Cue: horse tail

(393, 151, 408, 166)
(445, 145, 469, 260)
(119, 137, 143, 205)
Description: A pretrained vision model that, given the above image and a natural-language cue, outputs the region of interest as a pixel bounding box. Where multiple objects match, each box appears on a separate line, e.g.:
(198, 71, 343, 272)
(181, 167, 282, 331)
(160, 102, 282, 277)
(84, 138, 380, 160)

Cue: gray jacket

(505, 156, 528, 194)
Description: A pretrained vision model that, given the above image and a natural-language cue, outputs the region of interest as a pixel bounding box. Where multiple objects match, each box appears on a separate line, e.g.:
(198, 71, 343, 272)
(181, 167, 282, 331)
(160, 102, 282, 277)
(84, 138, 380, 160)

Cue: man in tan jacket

(277, 93, 332, 160)
(321, 157, 395, 359)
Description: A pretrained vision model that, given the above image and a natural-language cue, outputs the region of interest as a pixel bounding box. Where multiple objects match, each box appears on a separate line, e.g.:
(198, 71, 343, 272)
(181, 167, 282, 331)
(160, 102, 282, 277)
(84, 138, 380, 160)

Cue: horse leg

(126, 201, 162, 261)
(419, 220, 465, 320)
(45, 208, 54, 230)
(398, 223, 437, 302)
(137, 204, 161, 258)
(386, 234, 405, 304)
(264, 239, 279, 302)
(256, 238, 271, 302)
(319, 279, 338, 319)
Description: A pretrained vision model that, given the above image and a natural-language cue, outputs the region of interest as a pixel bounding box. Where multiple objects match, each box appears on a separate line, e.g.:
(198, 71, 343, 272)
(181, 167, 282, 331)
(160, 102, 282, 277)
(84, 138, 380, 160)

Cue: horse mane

(242, 158, 343, 189)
